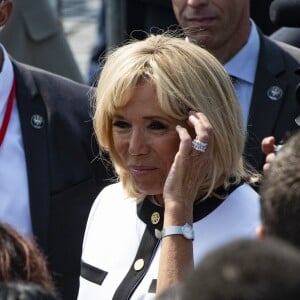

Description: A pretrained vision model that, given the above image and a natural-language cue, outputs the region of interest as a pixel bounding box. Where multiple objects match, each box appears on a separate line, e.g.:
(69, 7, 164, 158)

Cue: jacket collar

(13, 60, 50, 252)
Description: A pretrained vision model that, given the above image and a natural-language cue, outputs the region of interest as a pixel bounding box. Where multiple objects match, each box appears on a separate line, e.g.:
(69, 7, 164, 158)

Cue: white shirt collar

(0, 43, 14, 114)
(224, 20, 260, 84)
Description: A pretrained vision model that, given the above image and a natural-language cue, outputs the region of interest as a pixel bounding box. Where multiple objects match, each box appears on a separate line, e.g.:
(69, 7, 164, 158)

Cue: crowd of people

(0, 0, 300, 299)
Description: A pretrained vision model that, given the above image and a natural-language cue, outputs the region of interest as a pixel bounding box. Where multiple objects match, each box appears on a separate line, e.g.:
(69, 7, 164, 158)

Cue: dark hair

(0, 282, 57, 300)
(0, 223, 55, 292)
(260, 131, 300, 247)
(181, 238, 300, 300)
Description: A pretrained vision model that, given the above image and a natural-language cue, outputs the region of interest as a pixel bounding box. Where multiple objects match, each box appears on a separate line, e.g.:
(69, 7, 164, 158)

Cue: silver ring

(192, 139, 208, 152)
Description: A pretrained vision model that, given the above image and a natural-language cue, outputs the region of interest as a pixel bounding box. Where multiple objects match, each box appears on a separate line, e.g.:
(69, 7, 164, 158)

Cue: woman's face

(112, 82, 186, 196)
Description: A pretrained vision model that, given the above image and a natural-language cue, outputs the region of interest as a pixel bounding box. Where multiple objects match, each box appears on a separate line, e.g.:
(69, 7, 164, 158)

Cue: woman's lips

(129, 166, 158, 175)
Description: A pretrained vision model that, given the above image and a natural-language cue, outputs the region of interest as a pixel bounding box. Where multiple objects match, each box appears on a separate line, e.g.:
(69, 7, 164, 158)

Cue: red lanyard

(0, 76, 16, 147)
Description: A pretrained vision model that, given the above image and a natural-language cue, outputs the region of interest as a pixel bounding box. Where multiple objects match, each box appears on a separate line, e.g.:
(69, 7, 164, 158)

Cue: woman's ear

(256, 224, 268, 238)
(0, 1, 13, 27)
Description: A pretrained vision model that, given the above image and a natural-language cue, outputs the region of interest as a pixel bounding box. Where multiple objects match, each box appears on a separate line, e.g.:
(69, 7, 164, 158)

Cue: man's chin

(185, 32, 213, 47)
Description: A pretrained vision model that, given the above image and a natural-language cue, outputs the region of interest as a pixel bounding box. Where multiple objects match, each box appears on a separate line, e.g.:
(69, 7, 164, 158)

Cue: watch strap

(155, 223, 194, 240)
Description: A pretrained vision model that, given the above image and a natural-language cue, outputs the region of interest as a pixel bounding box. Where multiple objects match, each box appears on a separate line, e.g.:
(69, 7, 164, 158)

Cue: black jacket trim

(137, 182, 243, 225)
(148, 279, 157, 293)
(112, 224, 160, 300)
(80, 260, 108, 285)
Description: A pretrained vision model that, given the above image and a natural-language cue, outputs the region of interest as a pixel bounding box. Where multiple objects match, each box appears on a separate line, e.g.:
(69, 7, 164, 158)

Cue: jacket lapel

(13, 61, 50, 252)
(245, 35, 287, 170)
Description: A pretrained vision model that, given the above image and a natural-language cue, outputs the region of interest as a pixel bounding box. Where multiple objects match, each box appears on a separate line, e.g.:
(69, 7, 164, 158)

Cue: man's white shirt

(224, 20, 260, 128)
(0, 44, 32, 237)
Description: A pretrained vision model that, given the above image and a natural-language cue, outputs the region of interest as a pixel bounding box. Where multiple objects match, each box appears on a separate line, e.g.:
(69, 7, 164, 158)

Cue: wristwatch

(155, 223, 194, 240)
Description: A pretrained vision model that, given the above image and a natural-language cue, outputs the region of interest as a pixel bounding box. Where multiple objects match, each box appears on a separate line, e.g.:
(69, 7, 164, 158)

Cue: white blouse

(78, 182, 260, 300)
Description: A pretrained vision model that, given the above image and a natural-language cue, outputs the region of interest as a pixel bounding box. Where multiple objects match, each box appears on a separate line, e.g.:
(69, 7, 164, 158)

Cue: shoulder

(86, 183, 128, 223)
(90, 182, 129, 212)
(230, 182, 259, 199)
(256, 34, 300, 81)
(14, 60, 93, 109)
(219, 183, 260, 225)
(13, 60, 96, 140)
(223, 183, 260, 213)
(95, 182, 125, 200)
(82, 182, 136, 243)
(20, 62, 89, 92)
(275, 40, 300, 59)
(260, 34, 300, 62)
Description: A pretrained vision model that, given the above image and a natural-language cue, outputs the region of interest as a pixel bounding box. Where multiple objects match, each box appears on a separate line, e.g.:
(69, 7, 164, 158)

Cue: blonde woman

(78, 34, 260, 300)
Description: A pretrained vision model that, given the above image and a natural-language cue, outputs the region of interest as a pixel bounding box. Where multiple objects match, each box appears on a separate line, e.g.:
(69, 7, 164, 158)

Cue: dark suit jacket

(245, 33, 300, 171)
(13, 60, 112, 300)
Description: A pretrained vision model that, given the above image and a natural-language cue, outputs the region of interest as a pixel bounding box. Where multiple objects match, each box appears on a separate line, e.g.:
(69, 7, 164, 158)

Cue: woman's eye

(112, 120, 131, 129)
(148, 121, 167, 130)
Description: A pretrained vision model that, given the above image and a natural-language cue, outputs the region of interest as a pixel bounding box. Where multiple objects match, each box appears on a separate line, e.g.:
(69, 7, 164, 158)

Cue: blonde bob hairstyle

(94, 34, 254, 200)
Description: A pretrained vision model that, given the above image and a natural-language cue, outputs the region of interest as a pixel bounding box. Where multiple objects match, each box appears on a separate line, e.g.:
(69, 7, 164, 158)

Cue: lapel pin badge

(267, 86, 283, 101)
(31, 114, 44, 129)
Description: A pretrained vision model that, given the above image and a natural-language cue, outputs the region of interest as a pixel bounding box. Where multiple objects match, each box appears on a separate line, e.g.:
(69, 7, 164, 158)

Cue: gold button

(134, 258, 144, 271)
(151, 212, 160, 224)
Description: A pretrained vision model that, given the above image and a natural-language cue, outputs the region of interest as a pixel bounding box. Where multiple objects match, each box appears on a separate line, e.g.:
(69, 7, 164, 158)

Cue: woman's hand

(157, 112, 213, 294)
(163, 111, 213, 225)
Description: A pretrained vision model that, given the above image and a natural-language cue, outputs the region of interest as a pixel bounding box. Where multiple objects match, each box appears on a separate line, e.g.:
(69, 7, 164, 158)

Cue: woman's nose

(128, 129, 149, 156)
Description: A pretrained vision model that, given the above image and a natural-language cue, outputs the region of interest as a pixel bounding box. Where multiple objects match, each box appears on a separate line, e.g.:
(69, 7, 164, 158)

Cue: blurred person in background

(0, 1, 111, 299)
(0, 0, 83, 82)
(0, 222, 55, 293)
(269, 0, 300, 48)
(87, 0, 178, 85)
(0, 282, 58, 300)
(171, 0, 300, 172)
(156, 238, 300, 300)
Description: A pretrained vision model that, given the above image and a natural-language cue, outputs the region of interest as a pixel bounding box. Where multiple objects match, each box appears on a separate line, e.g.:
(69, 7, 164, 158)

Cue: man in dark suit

(171, 0, 300, 171)
(0, 1, 111, 299)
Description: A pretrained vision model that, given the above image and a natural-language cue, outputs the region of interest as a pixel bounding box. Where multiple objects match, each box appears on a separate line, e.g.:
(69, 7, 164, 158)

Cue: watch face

(182, 224, 194, 239)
